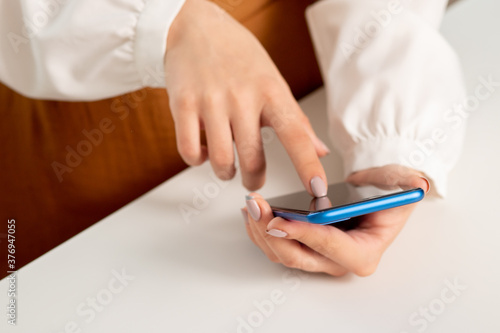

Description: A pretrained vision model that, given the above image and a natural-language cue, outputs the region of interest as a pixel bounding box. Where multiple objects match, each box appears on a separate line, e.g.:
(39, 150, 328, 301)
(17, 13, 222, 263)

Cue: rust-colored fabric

(0, 0, 322, 273)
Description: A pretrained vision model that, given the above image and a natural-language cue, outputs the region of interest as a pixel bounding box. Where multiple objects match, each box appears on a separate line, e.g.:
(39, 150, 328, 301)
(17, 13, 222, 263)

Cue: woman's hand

(164, 0, 328, 194)
(242, 165, 430, 277)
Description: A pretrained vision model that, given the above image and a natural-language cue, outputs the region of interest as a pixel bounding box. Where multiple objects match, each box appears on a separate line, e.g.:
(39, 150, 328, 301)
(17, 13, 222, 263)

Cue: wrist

(166, 0, 215, 51)
(166, 0, 189, 50)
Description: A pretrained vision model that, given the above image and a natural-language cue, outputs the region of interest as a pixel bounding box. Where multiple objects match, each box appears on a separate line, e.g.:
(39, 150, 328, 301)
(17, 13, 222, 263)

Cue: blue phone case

(271, 188, 424, 225)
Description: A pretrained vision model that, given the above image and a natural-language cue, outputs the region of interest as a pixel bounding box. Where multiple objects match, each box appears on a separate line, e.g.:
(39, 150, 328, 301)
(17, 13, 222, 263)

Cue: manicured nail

(241, 208, 249, 224)
(420, 177, 431, 194)
(245, 195, 261, 221)
(310, 176, 327, 197)
(266, 229, 288, 238)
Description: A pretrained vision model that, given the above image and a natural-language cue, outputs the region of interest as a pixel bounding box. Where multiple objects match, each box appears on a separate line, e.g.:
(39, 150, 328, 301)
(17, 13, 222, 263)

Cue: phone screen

(267, 183, 410, 213)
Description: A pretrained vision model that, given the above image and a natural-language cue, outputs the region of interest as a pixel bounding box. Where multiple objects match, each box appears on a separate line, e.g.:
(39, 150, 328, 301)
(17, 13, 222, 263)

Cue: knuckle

(240, 156, 265, 176)
(215, 169, 235, 181)
(172, 92, 197, 112)
(227, 85, 248, 105)
(261, 77, 285, 100)
(260, 76, 280, 90)
(298, 256, 319, 272)
(352, 257, 380, 277)
(210, 152, 235, 179)
(201, 91, 224, 110)
(177, 142, 200, 165)
(281, 255, 312, 271)
(210, 151, 233, 169)
(281, 257, 301, 269)
(214, 167, 235, 180)
(238, 140, 261, 158)
(353, 266, 376, 277)
(269, 108, 299, 134)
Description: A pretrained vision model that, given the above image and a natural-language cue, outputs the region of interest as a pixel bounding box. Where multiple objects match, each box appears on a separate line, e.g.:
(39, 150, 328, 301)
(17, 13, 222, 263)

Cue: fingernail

(241, 208, 249, 224)
(245, 195, 261, 221)
(319, 139, 331, 154)
(420, 176, 431, 194)
(266, 229, 288, 238)
(310, 176, 327, 197)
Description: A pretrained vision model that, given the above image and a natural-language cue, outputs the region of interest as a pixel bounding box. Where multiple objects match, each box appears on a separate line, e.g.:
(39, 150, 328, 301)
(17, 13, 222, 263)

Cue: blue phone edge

(272, 188, 425, 225)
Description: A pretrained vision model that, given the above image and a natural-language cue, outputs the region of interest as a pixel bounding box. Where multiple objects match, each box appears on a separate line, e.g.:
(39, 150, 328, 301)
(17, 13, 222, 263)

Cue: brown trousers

(0, 0, 322, 272)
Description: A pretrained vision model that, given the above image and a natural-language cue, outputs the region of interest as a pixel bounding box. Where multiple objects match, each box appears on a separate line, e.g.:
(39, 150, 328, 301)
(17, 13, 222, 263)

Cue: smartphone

(267, 182, 424, 225)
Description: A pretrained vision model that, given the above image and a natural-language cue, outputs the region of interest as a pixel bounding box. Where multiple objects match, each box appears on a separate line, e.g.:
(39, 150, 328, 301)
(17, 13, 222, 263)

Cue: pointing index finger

(264, 100, 327, 197)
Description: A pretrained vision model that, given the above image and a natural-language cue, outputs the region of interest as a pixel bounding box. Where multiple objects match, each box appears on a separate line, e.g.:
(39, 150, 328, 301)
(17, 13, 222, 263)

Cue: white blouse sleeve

(0, 0, 185, 101)
(306, 0, 467, 197)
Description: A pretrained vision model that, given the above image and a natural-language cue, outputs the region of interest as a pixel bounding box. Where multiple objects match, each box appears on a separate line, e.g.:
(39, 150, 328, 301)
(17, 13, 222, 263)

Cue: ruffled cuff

(306, 0, 466, 197)
(135, 0, 185, 88)
(342, 137, 458, 197)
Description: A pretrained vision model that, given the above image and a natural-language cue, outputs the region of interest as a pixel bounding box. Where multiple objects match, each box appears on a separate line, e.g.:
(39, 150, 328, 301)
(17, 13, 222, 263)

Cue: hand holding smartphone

(267, 182, 424, 225)
(246, 166, 429, 277)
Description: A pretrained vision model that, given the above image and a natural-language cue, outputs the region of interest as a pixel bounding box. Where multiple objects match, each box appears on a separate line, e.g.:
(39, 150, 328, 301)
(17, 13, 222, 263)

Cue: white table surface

(2, 0, 500, 332)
